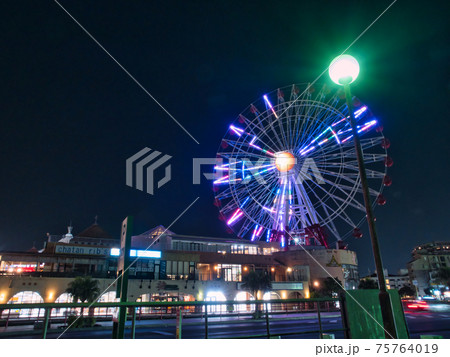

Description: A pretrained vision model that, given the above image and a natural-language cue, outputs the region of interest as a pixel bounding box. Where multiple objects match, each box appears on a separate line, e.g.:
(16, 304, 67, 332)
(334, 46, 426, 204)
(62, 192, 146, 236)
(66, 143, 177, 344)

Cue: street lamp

(329, 55, 397, 339)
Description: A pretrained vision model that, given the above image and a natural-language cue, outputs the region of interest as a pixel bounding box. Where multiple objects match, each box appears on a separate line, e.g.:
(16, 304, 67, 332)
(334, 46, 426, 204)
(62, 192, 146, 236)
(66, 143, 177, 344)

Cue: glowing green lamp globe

(329, 54, 360, 85)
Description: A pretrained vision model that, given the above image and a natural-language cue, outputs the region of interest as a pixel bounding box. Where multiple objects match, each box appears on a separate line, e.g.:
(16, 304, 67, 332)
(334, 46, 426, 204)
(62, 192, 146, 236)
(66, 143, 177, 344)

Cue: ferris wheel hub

(274, 152, 296, 172)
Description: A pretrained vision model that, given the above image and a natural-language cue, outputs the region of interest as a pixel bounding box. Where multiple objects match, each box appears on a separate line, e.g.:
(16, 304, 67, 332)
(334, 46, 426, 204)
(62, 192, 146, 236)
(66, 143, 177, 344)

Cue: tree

(322, 277, 343, 297)
(241, 270, 272, 318)
(358, 278, 378, 289)
(66, 276, 100, 318)
(310, 277, 343, 298)
(433, 267, 450, 288)
(398, 285, 416, 297)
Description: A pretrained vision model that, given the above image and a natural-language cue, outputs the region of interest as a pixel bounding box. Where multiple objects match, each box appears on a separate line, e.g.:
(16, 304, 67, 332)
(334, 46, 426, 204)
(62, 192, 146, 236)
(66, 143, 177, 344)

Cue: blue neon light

(110, 248, 161, 259)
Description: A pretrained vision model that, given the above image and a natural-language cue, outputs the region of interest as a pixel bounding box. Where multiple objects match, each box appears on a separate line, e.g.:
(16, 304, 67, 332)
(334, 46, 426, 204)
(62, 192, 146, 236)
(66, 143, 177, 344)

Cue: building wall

(360, 270, 411, 291)
(0, 275, 309, 304)
(407, 242, 450, 296)
(273, 248, 359, 290)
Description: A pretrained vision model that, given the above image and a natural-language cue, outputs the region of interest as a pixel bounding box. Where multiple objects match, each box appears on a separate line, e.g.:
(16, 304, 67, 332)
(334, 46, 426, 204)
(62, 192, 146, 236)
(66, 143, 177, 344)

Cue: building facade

(360, 269, 411, 290)
(0, 223, 360, 309)
(407, 241, 450, 296)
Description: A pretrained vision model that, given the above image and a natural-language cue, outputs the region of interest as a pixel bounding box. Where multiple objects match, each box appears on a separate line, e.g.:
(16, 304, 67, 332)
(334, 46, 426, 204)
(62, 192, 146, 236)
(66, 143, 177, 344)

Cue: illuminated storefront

(0, 223, 361, 316)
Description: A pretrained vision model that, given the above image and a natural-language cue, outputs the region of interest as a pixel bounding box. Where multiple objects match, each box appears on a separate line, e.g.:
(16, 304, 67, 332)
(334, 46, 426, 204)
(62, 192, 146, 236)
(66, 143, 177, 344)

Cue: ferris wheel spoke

(221, 199, 241, 216)
(312, 148, 386, 165)
(303, 175, 366, 213)
(219, 138, 275, 158)
(297, 94, 341, 147)
(239, 186, 275, 216)
(276, 96, 297, 150)
(226, 121, 281, 155)
(296, 104, 329, 151)
(263, 94, 291, 150)
(215, 189, 233, 201)
(315, 166, 384, 189)
(236, 220, 252, 238)
(247, 101, 287, 152)
(332, 180, 381, 198)
(294, 185, 341, 236)
(291, 178, 319, 224)
(242, 121, 283, 154)
(318, 208, 341, 240)
(301, 179, 357, 228)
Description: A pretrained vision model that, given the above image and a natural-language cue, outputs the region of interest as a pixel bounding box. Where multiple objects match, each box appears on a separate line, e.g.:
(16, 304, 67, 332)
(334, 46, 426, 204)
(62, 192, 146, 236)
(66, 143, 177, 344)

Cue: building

(360, 269, 411, 290)
(272, 246, 359, 290)
(0, 222, 360, 311)
(407, 241, 450, 296)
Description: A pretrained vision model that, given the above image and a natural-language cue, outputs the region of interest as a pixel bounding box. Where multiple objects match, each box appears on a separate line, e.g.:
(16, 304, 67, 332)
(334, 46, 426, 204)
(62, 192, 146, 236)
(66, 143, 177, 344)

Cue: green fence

(0, 298, 344, 339)
(341, 290, 409, 339)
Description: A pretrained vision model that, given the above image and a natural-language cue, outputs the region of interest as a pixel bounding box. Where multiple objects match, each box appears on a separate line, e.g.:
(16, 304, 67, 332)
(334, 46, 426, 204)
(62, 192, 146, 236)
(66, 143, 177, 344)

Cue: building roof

(76, 223, 113, 239)
(26, 246, 38, 253)
(132, 225, 174, 248)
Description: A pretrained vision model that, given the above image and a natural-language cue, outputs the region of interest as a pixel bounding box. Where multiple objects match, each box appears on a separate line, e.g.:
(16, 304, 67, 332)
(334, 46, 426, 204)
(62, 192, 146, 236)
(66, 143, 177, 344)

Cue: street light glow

(329, 55, 360, 85)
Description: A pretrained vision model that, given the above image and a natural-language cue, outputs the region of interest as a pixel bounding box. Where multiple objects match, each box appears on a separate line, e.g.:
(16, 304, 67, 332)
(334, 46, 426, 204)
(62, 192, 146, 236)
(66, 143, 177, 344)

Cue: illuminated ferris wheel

(213, 84, 392, 247)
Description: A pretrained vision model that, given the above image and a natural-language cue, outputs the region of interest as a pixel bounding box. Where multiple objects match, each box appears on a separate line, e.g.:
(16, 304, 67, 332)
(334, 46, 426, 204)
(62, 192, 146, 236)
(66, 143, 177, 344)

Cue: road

(1, 312, 345, 339)
(405, 311, 450, 339)
(1, 310, 449, 339)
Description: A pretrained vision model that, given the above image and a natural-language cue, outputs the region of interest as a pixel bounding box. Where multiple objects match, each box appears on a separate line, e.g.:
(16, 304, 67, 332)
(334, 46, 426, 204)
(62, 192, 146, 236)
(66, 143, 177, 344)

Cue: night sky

(0, 1, 449, 276)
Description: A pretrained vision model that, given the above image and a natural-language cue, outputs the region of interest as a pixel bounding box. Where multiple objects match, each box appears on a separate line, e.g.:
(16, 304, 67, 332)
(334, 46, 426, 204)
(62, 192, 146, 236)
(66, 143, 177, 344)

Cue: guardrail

(0, 298, 346, 339)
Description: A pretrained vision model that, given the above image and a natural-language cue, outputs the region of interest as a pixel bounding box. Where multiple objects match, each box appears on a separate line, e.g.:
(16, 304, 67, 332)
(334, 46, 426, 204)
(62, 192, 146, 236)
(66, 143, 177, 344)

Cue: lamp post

(329, 55, 397, 339)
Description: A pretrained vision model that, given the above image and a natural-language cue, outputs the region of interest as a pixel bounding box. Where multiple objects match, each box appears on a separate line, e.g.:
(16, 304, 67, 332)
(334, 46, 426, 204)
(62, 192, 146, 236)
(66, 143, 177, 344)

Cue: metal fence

(0, 298, 346, 339)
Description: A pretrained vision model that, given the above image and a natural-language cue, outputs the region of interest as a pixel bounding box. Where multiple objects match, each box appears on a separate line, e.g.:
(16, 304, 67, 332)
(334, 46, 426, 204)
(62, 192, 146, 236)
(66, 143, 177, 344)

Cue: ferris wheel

(213, 84, 392, 248)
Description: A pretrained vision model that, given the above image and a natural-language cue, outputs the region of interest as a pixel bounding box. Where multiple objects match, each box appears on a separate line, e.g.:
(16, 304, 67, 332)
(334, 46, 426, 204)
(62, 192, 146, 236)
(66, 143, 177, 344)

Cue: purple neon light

(251, 224, 263, 241)
(227, 208, 243, 225)
(263, 95, 273, 108)
(229, 125, 244, 136)
(341, 120, 378, 143)
(300, 146, 315, 156)
(263, 94, 278, 119)
(329, 127, 340, 144)
(213, 175, 242, 185)
(263, 206, 276, 213)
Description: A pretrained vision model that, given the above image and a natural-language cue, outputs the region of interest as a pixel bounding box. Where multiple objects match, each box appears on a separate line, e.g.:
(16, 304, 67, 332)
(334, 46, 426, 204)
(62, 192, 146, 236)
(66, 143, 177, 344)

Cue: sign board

(117, 217, 132, 273)
(114, 216, 133, 339)
(55, 244, 109, 256)
(412, 280, 418, 286)
(271, 282, 304, 290)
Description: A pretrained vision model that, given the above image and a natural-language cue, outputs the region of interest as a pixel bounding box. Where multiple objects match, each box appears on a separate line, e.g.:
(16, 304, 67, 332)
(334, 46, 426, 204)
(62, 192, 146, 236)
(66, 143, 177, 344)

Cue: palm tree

(241, 270, 272, 318)
(66, 276, 100, 318)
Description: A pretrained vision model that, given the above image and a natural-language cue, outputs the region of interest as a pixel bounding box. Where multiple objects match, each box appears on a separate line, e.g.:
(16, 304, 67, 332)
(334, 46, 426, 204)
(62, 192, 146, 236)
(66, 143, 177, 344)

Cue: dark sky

(0, 1, 449, 276)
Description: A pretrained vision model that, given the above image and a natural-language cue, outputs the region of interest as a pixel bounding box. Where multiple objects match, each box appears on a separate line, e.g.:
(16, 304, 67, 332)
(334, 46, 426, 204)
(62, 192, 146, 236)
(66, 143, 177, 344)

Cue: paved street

(1, 310, 449, 339)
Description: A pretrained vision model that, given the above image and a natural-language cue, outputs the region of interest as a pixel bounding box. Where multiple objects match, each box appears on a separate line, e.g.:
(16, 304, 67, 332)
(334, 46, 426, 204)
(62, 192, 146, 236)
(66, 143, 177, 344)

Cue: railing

(0, 298, 346, 339)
